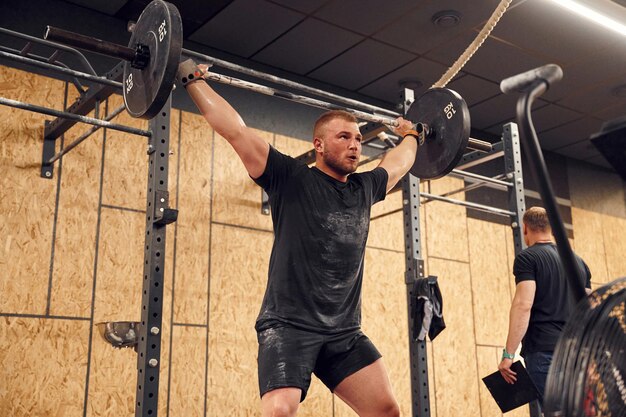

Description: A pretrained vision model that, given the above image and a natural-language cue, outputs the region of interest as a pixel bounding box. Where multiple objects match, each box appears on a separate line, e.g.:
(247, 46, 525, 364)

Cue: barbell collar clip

(415, 122, 430, 136)
(132, 43, 150, 69)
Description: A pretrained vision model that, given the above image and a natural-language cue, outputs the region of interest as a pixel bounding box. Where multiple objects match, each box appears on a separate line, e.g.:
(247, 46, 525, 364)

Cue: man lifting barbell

(178, 59, 418, 417)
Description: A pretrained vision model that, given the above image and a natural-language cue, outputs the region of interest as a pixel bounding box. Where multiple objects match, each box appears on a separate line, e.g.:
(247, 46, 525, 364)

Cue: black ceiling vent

(590, 115, 626, 180)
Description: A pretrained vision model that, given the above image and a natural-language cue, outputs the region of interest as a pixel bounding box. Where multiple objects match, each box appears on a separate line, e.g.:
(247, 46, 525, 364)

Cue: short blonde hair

(523, 206, 551, 232)
(313, 110, 358, 138)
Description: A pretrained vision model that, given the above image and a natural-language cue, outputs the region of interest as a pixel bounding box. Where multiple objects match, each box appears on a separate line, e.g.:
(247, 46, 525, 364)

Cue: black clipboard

(482, 361, 540, 412)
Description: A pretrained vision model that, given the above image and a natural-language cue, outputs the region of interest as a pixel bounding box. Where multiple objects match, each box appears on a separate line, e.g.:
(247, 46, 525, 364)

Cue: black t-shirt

(253, 146, 388, 333)
(513, 242, 591, 355)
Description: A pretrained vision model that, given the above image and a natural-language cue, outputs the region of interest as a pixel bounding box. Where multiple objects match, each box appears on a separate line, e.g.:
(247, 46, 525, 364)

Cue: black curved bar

(515, 82, 589, 305)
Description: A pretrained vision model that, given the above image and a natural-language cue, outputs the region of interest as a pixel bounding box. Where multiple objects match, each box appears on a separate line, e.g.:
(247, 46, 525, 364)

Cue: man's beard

(323, 151, 358, 176)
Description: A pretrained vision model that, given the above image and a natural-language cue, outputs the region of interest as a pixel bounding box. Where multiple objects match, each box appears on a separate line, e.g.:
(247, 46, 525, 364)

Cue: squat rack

(0, 27, 528, 417)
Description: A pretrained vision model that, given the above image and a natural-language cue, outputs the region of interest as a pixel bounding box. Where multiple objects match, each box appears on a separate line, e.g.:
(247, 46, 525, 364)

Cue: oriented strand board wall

(2, 65, 626, 417)
(0, 70, 66, 315)
(568, 159, 626, 286)
(468, 218, 512, 347)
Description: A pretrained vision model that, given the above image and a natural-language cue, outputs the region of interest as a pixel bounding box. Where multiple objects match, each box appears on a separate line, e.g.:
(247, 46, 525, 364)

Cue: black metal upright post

(402, 173, 430, 417)
(502, 122, 541, 417)
(401, 87, 430, 417)
(135, 96, 177, 417)
(503, 122, 526, 256)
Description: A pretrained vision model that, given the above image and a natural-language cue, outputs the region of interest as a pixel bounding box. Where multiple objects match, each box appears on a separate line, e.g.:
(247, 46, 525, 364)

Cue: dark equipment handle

(501, 64, 563, 95)
(504, 64, 589, 306)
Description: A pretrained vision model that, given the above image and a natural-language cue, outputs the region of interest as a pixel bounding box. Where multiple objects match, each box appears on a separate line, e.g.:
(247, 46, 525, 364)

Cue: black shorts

(257, 325, 382, 402)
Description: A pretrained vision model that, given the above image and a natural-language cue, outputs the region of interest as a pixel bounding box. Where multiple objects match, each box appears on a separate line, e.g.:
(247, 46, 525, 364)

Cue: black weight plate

(544, 277, 626, 417)
(405, 88, 470, 179)
(123, 0, 182, 119)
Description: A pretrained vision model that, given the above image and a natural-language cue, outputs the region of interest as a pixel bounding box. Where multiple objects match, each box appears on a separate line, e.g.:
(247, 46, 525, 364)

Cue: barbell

(45, 0, 182, 120)
(44, 0, 490, 180)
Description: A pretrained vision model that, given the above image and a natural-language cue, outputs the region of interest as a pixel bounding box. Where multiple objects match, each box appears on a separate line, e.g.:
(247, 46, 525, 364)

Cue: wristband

(402, 129, 424, 146)
(502, 349, 515, 360)
(177, 59, 207, 88)
(402, 129, 419, 139)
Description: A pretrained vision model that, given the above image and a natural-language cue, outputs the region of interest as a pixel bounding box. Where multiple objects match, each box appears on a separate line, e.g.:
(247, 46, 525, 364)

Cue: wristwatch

(502, 349, 515, 360)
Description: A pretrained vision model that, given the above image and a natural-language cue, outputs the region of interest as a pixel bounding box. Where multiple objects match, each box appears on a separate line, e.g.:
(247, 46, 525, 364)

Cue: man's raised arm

(178, 59, 269, 179)
(378, 118, 419, 192)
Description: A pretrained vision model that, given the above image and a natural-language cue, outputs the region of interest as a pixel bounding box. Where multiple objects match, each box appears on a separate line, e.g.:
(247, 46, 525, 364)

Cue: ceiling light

(431, 10, 462, 28)
(546, 0, 626, 37)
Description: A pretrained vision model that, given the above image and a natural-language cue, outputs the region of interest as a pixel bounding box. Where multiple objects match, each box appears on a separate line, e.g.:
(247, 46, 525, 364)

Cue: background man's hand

(498, 358, 517, 384)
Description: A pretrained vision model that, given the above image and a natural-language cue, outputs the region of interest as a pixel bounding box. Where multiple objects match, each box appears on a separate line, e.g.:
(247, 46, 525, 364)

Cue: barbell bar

(202, 70, 492, 153)
(202, 67, 489, 178)
(44, 27, 401, 121)
(43, 0, 493, 179)
(181, 48, 402, 119)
